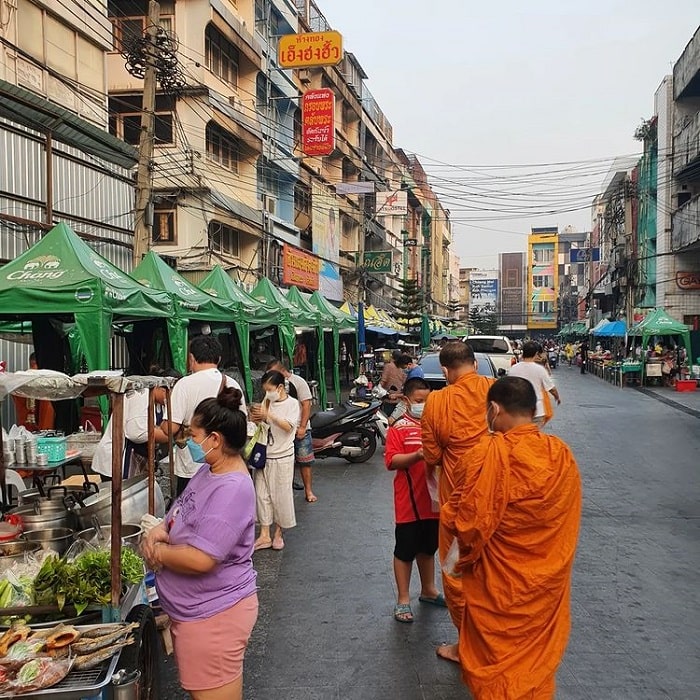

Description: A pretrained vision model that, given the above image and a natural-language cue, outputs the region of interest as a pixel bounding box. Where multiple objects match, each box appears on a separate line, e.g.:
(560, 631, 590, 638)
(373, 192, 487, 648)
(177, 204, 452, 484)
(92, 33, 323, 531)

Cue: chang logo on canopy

(7, 256, 66, 280)
(91, 257, 122, 282)
(173, 277, 197, 296)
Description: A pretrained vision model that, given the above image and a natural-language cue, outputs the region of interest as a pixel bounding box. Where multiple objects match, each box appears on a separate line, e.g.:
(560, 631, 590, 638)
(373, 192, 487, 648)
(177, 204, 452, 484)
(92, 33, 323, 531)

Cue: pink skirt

(170, 594, 259, 691)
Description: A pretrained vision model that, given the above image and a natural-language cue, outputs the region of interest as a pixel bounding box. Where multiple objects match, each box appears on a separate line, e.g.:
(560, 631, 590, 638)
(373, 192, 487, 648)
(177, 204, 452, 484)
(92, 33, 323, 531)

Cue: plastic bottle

(145, 571, 159, 604)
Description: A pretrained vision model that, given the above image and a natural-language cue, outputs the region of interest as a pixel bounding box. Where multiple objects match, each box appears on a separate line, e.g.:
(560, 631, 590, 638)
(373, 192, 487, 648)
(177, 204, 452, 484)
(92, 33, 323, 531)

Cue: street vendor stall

(0, 371, 171, 699)
(132, 252, 245, 382)
(0, 225, 176, 433)
(198, 266, 278, 399)
(627, 308, 692, 386)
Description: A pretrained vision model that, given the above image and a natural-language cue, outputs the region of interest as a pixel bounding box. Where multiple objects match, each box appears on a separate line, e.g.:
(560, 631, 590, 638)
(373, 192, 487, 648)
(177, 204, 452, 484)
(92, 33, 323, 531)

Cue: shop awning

(366, 325, 399, 336)
(0, 79, 137, 168)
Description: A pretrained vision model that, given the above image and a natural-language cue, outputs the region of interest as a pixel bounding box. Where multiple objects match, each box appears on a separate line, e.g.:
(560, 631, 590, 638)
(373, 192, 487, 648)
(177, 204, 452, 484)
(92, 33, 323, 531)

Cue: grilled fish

(71, 623, 137, 654)
(8, 656, 73, 693)
(80, 623, 133, 639)
(0, 621, 31, 655)
(73, 636, 134, 671)
(45, 624, 81, 650)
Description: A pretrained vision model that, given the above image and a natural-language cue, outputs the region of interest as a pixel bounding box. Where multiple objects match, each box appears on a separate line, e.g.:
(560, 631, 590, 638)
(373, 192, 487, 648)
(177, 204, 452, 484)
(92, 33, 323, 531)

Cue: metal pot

(75, 523, 142, 549)
(66, 475, 164, 529)
(8, 504, 74, 531)
(0, 540, 42, 572)
(19, 484, 98, 511)
(21, 528, 75, 556)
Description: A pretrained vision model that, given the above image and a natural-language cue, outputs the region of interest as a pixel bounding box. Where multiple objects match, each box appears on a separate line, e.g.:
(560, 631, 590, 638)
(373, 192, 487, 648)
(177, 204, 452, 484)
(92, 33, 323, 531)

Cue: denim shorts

(294, 429, 315, 465)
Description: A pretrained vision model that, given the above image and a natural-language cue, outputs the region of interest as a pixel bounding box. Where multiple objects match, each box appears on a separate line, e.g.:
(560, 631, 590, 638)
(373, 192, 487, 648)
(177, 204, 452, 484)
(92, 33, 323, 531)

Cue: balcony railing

(673, 110, 700, 176)
(672, 193, 700, 250)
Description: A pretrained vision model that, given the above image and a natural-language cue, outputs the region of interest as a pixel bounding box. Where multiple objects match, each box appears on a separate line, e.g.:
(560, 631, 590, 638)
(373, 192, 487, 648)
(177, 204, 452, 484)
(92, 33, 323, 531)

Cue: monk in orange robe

(442, 376, 582, 699)
(422, 341, 494, 662)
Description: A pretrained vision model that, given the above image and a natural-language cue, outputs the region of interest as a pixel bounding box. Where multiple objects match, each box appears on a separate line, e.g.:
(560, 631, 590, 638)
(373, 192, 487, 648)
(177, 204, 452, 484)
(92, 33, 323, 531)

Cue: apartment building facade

(0, 0, 138, 373)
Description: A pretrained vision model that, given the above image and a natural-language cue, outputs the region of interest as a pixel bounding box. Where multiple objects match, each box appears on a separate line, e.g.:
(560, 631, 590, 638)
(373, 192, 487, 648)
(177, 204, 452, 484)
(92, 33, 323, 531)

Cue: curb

(635, 387, 700, 419)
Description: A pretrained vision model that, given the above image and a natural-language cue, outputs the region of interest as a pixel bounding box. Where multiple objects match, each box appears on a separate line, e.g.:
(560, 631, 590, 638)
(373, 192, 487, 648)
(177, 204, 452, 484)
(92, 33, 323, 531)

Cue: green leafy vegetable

(32, 548, 145, 613)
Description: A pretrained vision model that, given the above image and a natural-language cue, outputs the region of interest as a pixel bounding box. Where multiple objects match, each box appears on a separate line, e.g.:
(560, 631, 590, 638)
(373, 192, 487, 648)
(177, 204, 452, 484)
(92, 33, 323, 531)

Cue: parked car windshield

(466, 337, 511, 354)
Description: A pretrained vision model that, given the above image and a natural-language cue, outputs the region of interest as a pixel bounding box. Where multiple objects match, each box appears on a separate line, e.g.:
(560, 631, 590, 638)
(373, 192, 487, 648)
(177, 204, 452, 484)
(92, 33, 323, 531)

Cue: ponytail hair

(191, 386, 247, 451)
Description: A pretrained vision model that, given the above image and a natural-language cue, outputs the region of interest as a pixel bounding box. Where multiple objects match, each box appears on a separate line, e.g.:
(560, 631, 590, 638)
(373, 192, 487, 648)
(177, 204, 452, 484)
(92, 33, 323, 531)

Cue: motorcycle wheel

(345, 428, 377, 463)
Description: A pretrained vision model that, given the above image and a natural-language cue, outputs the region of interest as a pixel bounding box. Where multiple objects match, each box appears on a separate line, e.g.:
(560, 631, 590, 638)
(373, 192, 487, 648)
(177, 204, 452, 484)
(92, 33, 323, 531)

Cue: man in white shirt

(91, 373, 177, 480)
(508, 341, 561, 426)
(267, 359, 317, 502)
(159, 336, 246, 496)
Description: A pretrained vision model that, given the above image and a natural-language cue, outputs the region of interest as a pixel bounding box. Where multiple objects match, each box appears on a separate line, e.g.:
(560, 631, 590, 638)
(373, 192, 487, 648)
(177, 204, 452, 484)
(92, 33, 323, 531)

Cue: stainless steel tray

(1, 624, 128, 699)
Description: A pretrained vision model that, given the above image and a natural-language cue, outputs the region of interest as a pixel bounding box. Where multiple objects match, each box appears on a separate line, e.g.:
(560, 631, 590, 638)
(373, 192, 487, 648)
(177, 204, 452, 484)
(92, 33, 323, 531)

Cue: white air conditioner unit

(299, 69, 311, 85)
(229, 95, 243, 112)
(263, 195, 277, 216)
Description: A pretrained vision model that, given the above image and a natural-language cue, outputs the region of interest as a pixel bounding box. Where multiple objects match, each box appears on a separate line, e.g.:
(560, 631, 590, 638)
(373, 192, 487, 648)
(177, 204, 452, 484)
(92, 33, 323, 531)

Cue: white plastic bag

(441, 537, 462, 578)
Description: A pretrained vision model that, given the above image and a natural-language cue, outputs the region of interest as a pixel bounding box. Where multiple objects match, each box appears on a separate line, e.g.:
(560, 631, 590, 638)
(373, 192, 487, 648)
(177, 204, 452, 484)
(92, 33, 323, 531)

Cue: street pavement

(161, 368, 700, 699)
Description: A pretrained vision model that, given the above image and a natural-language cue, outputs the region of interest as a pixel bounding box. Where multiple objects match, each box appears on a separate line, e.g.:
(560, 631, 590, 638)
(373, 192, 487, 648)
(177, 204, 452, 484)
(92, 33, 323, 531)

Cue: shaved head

(487, 376, 536, 417)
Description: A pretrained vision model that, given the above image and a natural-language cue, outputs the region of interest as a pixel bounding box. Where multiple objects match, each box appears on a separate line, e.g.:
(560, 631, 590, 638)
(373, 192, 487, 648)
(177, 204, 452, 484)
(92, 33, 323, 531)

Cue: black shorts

(393, 519, 439, 562)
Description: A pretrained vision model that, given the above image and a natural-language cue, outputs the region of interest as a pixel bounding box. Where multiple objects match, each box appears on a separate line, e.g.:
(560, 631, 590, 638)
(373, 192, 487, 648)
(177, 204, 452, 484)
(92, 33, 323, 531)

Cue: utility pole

(133, 0, 160, 265)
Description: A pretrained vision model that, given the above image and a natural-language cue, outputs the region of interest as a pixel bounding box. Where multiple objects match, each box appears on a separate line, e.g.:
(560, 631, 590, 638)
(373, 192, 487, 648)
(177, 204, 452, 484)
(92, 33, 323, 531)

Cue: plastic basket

(66, 422, 102, 460)
(36, 436, 67, 462)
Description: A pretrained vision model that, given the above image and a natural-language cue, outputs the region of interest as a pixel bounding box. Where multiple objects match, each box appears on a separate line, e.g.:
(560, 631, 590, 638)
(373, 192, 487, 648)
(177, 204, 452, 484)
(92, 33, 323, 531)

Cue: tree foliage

(469, 306, 498, 334)
(398, 278, 423, 323)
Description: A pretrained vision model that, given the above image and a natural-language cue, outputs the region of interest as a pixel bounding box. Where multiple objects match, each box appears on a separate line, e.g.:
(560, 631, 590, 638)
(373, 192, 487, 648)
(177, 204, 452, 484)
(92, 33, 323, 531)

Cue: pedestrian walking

(385, 378, 445, 623)
(160, 336, 246, 497)
(267, 359, 317, 502)
(421, 341, 494, 662)
(141, 386, 258, 700)
(250, 370, 300, 551)
(508, 341, 561, 427)
(579, 340, 588, 374)
(442, 376, 581, 699)
(379, 350, 406, 418)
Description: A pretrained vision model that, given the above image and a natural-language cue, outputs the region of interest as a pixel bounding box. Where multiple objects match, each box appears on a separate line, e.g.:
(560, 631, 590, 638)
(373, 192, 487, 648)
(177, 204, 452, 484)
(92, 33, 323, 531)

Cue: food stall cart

(0, 371, 173, 699)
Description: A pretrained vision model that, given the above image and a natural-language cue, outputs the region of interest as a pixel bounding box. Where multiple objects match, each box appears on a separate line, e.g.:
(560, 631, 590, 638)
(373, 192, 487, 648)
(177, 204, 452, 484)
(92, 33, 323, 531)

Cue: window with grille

(109, 94, 174, 145)
(209, 222, 240, 257)
(205, 24, 239, 87)
(152, 200, 176, 243)
(206, 122, 240, 172)
(109, 13, 173, 51)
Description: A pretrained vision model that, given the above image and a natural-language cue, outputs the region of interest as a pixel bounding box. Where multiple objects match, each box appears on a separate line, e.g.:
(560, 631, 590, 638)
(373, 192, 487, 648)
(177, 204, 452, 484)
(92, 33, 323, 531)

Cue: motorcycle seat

(311, 404, 349, 429)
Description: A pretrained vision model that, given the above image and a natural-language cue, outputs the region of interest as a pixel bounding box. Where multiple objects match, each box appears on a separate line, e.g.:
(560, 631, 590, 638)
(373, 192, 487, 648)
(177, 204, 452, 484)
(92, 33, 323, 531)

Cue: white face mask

(409, 403, 425, 418)
(265, 389, 280, 403)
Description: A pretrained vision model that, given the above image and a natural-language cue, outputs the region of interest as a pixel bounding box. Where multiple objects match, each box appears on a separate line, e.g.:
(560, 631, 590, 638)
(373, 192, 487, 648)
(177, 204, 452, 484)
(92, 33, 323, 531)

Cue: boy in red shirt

(385, 377, 445, 623)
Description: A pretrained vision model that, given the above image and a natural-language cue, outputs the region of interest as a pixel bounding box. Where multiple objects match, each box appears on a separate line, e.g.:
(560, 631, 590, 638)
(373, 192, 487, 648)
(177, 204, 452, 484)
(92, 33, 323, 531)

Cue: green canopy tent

(309, 291, 355, 405)
(250, 278, 316, 367)
(132, 252, 242, 378)
(284, 287, 329, 408)
(0, 222, 173, 372)
(197, 266, 279, 398)
(627, 308, 691, 363)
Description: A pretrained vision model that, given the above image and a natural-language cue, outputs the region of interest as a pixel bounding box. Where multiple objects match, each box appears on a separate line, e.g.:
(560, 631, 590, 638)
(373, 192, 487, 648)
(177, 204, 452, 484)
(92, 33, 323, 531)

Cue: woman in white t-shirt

(250, 370, 300, 551)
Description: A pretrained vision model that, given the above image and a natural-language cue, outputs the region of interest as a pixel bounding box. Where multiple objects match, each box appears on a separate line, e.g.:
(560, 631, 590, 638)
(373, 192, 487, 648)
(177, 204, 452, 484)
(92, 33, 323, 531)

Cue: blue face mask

(187, 434, 212, 463)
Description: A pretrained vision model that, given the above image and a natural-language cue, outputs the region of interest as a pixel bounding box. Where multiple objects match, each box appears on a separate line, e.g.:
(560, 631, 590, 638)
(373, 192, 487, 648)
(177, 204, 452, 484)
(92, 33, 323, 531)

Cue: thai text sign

(676, 271, 700, 290)
(302, 89, 335, 157)
(282, 244, 319, 290)
(279, 31, 343, 68)
(363, 251, 392, 273)
(376, 190, 407, 216)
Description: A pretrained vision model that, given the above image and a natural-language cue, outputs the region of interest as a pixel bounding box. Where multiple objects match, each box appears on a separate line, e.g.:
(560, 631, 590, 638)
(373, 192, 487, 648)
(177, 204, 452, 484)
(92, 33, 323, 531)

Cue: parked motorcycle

(548, 349, 558, 369)
(310, 398, 383, 463)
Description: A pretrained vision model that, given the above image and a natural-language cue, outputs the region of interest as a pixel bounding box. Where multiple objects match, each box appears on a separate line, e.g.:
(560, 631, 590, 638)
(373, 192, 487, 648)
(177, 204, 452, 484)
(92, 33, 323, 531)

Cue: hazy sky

(323, 2, 700, 269)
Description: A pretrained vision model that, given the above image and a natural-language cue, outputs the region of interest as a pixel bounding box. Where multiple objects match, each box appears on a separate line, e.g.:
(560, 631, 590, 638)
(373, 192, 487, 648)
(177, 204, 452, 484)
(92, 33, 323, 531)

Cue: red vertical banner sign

(302, 88, 335, 157)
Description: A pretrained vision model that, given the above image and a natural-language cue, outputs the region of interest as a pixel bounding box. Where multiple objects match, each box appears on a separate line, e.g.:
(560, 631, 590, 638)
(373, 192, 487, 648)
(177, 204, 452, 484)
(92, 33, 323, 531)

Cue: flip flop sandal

(254, 539, 272, 551)
(393, 603, 414, 623)
(419, 593, 447, 607)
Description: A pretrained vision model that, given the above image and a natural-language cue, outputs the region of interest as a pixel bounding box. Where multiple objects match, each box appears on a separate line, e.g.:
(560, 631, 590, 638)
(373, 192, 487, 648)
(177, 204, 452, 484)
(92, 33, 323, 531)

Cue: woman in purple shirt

(142, 387, 257, 700)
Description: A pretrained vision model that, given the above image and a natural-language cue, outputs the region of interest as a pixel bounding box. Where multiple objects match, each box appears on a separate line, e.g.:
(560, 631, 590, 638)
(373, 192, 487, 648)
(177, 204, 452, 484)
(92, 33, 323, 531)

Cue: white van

(463, 335, 516, 375)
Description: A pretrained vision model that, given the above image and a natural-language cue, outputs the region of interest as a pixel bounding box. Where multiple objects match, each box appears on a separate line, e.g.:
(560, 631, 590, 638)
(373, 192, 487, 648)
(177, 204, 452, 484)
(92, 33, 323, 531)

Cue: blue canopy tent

(597, 320, 627, 337)
(590, 319, 612, 336)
